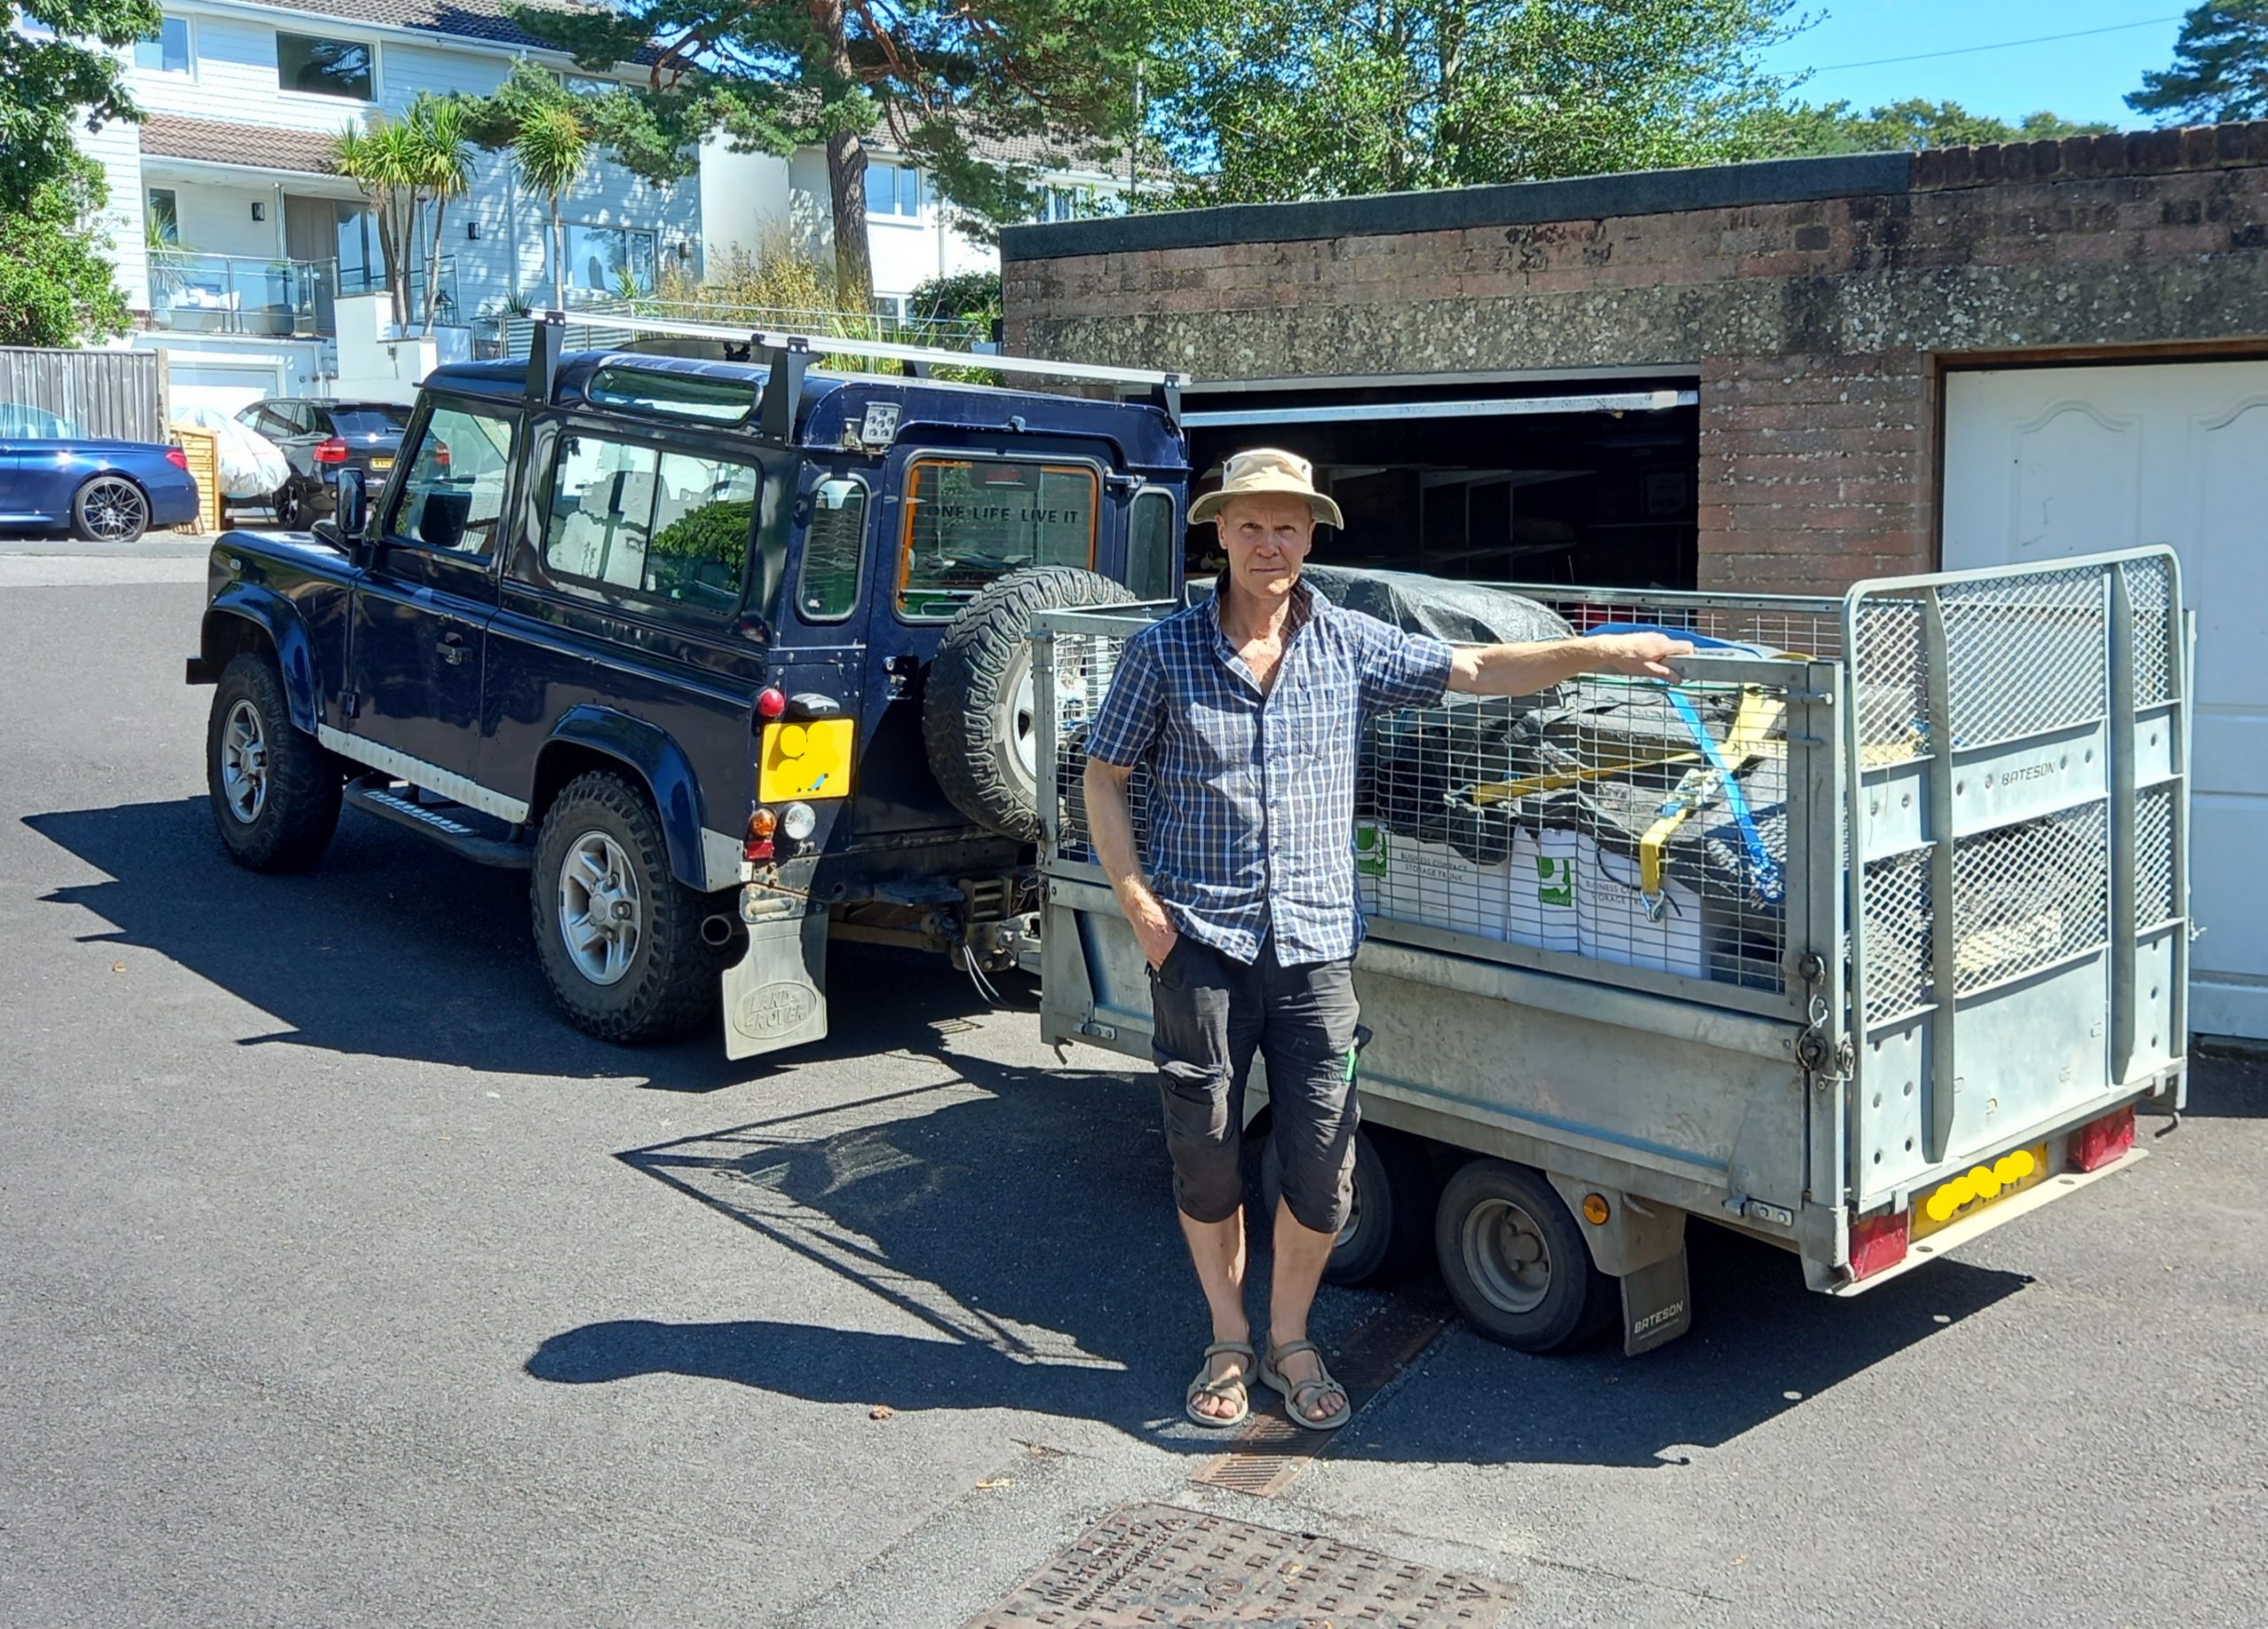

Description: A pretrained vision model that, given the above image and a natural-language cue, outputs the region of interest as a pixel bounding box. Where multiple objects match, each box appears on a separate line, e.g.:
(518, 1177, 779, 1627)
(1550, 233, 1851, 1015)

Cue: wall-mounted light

(466, 220, 481, 241)
(251, 201, 267, 222)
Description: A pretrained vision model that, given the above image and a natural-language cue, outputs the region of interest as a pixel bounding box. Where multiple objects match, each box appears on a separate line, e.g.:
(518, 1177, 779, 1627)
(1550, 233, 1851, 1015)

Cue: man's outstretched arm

(1446, 631, 1692, 696)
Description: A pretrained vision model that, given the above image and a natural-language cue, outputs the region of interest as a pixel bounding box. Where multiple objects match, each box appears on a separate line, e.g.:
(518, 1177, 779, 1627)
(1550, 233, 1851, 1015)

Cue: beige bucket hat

(1188, 447, 1344, 530)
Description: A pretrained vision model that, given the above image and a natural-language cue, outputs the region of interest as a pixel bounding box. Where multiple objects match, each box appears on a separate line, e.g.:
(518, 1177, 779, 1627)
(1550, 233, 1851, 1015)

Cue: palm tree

(513, 104, 590, 310)
(334, 120, 422, 330)
(408, 97, 472, 335)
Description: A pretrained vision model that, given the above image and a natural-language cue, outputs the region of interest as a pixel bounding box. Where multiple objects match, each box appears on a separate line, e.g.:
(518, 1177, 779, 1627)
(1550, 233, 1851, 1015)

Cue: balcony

(146, 253, 462, 337)
(147, 252, 337, 337)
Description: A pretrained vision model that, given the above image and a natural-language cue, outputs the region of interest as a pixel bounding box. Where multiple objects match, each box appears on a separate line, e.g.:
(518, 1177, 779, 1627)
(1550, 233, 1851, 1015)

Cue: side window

(1127, 489, 1177, 601)
(386, 403, 515, 555)
(543, 433, 756, 613)
(796, 477, 867, 622)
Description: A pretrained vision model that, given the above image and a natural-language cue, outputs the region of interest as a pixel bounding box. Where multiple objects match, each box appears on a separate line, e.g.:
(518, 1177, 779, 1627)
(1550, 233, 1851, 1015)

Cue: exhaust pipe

(701, 913, 740, 948)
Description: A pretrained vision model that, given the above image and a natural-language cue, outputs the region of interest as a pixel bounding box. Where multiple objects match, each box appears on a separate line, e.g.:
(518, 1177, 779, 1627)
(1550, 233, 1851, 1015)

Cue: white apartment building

(62, 0, 1128, 413)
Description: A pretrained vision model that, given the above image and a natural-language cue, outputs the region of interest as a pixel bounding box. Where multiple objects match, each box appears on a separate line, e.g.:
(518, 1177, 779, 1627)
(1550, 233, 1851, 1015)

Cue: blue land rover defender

(187, 318, 1187, 1059)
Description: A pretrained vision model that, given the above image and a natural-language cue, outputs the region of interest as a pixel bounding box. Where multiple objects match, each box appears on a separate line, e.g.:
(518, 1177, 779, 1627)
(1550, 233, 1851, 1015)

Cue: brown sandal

(1184, 1339, 1254, 1429)
(1261, 1339, 1351, 1431)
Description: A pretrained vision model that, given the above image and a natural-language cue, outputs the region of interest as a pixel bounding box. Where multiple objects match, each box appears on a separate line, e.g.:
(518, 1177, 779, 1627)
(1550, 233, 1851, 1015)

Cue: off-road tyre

(206, 652, 342, 873)
(530, 770, 715, 1043)
(923, 566, 1137, 842)
(1434, 1158, 1615, 1354)
(1263, 1124, 1439, 1285)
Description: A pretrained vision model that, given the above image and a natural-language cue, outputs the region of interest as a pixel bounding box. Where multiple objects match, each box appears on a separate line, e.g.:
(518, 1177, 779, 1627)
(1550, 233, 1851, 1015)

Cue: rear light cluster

(165, 446, 190, 471)
(1848, 1210, 1909, 1281)
(2071, 1105, 2136, 1173)
(312, 437, 349, 465)
(744, 801, 818, 863)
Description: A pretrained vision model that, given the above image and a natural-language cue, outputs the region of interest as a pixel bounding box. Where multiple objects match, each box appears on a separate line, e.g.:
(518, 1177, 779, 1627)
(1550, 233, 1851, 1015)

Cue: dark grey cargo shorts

(1147, 933, 1363, 1236)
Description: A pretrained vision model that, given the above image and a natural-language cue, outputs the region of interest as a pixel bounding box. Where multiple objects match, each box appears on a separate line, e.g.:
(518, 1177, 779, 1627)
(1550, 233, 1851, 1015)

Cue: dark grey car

(236, 399, 411, 529)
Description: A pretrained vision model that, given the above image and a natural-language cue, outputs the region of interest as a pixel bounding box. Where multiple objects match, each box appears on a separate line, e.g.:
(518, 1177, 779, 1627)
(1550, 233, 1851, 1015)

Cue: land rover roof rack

(520, 309, 1188, 435)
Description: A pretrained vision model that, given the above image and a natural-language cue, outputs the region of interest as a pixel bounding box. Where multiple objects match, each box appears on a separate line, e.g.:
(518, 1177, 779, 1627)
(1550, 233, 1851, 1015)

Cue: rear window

(897, 458, 1099, 620)
(330, 407, 411, 437)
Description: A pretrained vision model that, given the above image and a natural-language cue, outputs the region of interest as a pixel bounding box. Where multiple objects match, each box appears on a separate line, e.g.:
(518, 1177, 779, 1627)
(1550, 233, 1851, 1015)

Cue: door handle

(439, 630, 468, 665)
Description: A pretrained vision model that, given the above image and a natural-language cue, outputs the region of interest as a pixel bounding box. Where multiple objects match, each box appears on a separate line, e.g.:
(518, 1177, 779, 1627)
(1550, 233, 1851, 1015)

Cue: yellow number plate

(369, 455, 394, 470)
(758, 718, 855, 802)
(1912, 1144, 2051, 1240)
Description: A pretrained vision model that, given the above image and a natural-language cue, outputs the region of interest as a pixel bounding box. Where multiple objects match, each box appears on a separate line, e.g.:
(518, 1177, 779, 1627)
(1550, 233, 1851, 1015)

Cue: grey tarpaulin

(1189, 566, 1576, 646)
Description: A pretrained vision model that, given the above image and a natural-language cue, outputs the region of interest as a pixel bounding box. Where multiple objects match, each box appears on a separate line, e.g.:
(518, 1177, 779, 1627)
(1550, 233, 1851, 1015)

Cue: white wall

(696, 136, 792, 271)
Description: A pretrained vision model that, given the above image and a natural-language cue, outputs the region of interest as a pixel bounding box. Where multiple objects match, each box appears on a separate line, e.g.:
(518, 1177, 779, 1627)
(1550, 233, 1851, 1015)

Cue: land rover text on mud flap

(186, 314, 1189, 1059)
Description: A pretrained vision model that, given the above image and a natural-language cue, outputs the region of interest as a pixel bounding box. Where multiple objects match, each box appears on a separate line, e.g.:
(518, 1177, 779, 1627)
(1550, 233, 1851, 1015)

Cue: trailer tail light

(1848, 1210, 1908, 1281)
(165, 446, 189, 471)
(2070, 1105, 2136, 1173)
(313, 437, 349, 465)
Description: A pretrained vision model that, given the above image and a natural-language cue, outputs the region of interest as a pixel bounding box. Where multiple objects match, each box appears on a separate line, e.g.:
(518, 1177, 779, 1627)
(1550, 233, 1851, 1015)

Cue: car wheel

(530, 771, 716, 1043)
(1434, 1158, 1615, 1353)
(206, 653, 343, 872)
(272, 485, 301, 530)
(72, 475, 150, 543)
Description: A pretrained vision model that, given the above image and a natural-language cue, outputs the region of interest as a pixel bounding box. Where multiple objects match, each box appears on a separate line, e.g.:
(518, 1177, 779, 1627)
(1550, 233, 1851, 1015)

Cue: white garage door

(1943, 360, 2268, 1039)
(167, 361, 281, 418)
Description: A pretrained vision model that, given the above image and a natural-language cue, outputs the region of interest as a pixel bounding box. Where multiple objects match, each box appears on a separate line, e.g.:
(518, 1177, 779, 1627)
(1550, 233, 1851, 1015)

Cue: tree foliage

(1, 0, 154, 343)
(2128, 0, 2268, 125)
(333, 97, 473, 333)
(499, 0, 1146, 302)
(1138, 0, 1802, 203)
(1745, 98, 2114, 159)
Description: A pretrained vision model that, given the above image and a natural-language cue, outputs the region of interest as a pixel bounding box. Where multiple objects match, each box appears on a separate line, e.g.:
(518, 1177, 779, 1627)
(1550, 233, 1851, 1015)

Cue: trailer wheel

(1434, 1158, 1613, 1353)
(1262, 1125, 1437, 1285)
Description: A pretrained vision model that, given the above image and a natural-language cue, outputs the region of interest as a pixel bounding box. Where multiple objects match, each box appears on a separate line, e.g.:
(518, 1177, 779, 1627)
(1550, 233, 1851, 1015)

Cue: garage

(1180, 369, 1699, 589)
(1941, 358, 2268, 1039)
(164, 360, 284, 418)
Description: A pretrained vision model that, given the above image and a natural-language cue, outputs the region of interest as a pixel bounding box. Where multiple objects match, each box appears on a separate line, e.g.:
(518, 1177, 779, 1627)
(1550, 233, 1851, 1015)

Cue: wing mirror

(315, 468, 372, 559)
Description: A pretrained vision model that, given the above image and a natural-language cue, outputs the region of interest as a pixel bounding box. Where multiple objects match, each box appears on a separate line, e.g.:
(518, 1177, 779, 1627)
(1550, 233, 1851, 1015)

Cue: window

(1127, 489, 1177, 601)
(328, 406, 413, 437)
(866, 160, 921, 220)
(868, 295, 904, 323)
(797, 477, 867, 622)
(898, 458, 1098, 619)
(557, 224, 656, 297)
(146, 188, 180, 246)
(387, 405, 515, 555)
(1039, 186, 1097, 224)
(544, 434, 757, 614)
(276, 32, 373, 100)
(135, 15, 191, 74)
(586, 365, 753, 425)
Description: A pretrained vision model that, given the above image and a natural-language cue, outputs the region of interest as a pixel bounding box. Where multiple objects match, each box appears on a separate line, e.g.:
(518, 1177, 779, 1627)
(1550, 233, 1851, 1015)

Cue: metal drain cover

(965, 1502, 1519, 1627)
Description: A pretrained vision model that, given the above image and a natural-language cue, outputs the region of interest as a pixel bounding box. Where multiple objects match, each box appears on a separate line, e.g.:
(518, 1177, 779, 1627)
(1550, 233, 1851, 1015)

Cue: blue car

(0, 402, 202, 542)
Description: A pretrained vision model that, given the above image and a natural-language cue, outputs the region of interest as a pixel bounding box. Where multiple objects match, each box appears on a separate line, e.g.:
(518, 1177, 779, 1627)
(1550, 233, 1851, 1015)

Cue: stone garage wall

(1001, 124, 2268, 595)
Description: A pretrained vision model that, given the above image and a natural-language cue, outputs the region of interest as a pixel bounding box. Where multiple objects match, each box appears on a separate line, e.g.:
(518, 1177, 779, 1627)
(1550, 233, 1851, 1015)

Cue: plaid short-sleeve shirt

(1084, 580, 1454, 966)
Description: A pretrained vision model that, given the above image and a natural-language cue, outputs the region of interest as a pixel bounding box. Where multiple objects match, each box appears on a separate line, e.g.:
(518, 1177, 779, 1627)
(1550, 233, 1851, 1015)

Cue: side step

(344, 780, 532, 870)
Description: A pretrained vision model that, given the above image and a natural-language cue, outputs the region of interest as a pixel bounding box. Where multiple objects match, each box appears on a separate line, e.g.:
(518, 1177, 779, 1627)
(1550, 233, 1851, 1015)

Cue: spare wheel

(923, 565, 1137, 841)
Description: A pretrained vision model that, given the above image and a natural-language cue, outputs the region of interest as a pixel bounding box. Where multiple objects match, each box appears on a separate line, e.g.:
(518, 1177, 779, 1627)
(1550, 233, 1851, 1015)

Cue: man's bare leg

(1266, 1203, 1348, 1423)
(1179, 1209, 1253, 1421)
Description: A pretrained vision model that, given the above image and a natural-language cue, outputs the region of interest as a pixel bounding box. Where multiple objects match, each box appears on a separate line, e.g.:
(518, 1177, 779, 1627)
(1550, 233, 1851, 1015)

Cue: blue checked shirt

(1085, 581, 1454, 966)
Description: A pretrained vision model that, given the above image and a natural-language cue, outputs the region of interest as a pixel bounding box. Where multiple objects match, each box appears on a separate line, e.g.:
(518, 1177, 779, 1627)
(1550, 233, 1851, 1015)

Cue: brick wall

(1004, 124, 2268, 594)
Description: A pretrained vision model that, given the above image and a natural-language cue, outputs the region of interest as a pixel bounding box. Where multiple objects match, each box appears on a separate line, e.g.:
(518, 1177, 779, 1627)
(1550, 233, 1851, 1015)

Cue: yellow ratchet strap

(1636, 687, 1785, 897)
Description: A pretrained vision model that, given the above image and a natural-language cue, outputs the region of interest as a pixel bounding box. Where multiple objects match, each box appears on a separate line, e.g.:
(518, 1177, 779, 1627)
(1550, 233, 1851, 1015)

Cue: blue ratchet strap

(1662, 688, 1784, 908)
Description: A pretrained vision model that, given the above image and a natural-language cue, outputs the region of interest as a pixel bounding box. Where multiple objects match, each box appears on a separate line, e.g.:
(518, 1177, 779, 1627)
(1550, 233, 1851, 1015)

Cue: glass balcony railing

(338, 255, 462, 330)
(146, 251, 338, 337)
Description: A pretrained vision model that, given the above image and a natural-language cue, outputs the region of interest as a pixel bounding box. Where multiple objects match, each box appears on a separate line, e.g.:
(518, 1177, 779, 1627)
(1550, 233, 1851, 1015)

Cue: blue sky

(1757, 3, 2194, 128)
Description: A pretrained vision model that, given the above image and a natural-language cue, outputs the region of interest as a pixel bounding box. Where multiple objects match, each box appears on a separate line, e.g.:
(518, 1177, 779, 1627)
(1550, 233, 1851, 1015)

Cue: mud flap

(722, 907, 829, 1059)
(1619, 1250, 1692, 1356)
(1547, 1174, 1693, 1356)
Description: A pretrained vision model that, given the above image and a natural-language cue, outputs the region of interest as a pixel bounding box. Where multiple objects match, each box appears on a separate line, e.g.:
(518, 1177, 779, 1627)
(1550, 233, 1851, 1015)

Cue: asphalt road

(4, 539, 2264, 1627)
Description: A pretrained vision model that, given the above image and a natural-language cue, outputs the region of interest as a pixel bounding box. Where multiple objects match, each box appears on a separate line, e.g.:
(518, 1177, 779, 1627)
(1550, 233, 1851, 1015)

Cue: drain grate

(964, 1501, 1519, 1627)
(1191, 1291, 1451, 1498)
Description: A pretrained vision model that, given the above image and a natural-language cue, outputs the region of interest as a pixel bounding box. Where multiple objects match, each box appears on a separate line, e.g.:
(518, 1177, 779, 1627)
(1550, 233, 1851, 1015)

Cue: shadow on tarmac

(530, 1054, 2036, 1468)
(23, 795, 1000, 1088)
(27, 796, 2040, 1466)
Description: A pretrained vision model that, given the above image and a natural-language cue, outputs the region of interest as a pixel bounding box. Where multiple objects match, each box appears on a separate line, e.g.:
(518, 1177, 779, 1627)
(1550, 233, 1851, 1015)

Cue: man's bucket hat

(1188, 447, 1344, 530)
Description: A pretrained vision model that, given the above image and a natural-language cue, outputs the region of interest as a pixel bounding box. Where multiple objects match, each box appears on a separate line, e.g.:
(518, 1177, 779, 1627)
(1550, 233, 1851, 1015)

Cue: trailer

(1032, 549, 2192, 1354)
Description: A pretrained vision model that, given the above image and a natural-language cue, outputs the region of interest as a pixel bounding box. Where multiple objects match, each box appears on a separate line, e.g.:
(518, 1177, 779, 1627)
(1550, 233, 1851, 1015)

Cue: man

(1082, 448, 1690, 1431)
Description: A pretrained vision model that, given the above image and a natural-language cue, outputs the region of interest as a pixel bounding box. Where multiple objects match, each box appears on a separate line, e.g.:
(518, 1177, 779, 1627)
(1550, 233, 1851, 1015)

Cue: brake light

(165, 446, 189, 471)
(744, 807, 777, 863)
(757, 687, 788, 720)
(313, 437, 349, 465)
(2070, 1105, 2136, 1173)
(434, 440, 452, 469)
(1848, 1210, 1909, 1281)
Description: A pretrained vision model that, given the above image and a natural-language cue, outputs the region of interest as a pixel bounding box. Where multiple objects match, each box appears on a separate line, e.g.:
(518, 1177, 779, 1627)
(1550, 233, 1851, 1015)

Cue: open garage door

(166, 361, 283, 419)
(1943, 359, 2268, 1039)
(1179, 369, 1700, 590)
